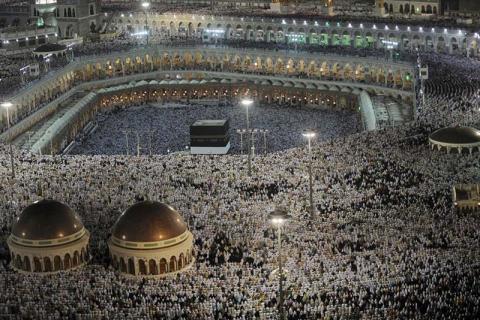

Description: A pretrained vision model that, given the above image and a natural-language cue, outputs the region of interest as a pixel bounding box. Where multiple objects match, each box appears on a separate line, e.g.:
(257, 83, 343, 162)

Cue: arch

(149, 259, 158, 275)
(425, 36, 434, 50)
(44, 257, 52, 272)
(178, 253, 184, 269)
(159, 258, 167, 274)
(169, 256, 177, 272)
(128, 258, 135, 275)
(81, 247, 86, 263)
(23, 256, 31, 272)
(34, 256, 42, 272)
(63, 253, 72, 269)
(112, 255, 118, 269)
(451, 37, 458, 53)
(54, 256, 62, 271)
(139, 259, 147, 275)
(426, 5, 432, 14)
(73, 251, 80, 267)
(120, 257, 127, 272)
(15, 255, 23, 270)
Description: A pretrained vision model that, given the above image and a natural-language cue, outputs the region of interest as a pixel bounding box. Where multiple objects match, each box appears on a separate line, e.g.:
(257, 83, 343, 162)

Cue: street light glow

(271, 217, 285, 225)
(141, 2, 150, 8)
(1, 102, 13, 109)
(302, 132, 316, 139)
(241, 98, 254, 107)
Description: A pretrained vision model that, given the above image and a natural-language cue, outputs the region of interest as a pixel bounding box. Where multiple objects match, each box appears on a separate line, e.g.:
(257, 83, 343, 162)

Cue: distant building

(442, 0, 480, 17)
(30, 0, 102, 39)
(0, 25, 57, 55)
(378, 0, 440, 16)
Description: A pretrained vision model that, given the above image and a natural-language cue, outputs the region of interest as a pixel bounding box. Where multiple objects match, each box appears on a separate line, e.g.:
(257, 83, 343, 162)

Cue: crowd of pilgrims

(70, 103, 360, 155)
(0, 15, 480, 320)
(0, 114, 479, 318)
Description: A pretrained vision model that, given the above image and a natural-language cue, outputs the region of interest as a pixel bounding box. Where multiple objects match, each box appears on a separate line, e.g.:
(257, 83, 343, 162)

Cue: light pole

(251, 128, 258, 157)
(148, 129, 153, 157)
(123, 130, 129, 155)
(269, 207, 290, 320)
(260, 129, 268, 154)
(136, 131, 141, 156)
(141, 2, 150, 45)
(236, 129, 246, 154)
(2, 102, 15, 179)
(302, 131, 316, 219)
(241, 98, 253, 176)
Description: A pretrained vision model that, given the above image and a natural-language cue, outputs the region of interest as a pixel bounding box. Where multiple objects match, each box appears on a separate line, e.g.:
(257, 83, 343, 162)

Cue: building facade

(378, 0, 440, 15)
(30, 0, 102, 38)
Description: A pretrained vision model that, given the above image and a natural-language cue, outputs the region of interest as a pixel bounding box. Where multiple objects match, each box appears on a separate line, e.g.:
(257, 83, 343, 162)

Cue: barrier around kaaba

(190, 119, 231, 155)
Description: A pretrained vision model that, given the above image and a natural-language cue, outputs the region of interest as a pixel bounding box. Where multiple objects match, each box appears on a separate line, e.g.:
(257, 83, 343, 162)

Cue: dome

(112, 201, 187, 243)
(11, 200, 84, 241)
(429, 126, 480, 145)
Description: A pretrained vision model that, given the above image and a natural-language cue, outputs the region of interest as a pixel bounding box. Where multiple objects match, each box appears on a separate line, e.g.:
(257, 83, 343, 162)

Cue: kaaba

(190, 119, 231, 154)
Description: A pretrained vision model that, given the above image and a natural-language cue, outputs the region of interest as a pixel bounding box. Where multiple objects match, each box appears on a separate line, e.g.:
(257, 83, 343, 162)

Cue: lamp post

(241, 98, 253, 176)
(2, 102, 15, 179)
(136, 131, 140, 156)
(141, 2, 150, 45)
(236, 129, 246, 154)
(269, 207, 290, 320)
(123, 130, 129, 155)
(148, 129, 154, 157)
(251, 128, 258, 157)
(260, 129, 268, 154)
(302, 131, 316, 219)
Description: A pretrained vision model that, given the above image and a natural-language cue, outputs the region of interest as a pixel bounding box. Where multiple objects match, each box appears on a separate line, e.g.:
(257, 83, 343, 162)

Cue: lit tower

(31, 0, 58, 28)
(327, 0, 334, 16)
(376, 0, 386, 16)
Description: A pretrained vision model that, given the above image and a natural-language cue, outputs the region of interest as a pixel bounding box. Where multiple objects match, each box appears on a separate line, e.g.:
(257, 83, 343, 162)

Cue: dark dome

(34, 43, 67, 53)
(430, 127, 480, 145)
(112, 201, 187, 243)
(12, 200, 83, 240)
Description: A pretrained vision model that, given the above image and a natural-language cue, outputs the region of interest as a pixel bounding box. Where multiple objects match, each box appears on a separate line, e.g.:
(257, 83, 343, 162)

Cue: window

(89, 4, 94, 15)
(72, 8, 75, 17)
